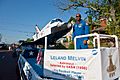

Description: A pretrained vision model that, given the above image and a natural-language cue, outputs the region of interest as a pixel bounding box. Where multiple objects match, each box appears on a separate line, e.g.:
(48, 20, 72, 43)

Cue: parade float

(17, 18, 120, 80)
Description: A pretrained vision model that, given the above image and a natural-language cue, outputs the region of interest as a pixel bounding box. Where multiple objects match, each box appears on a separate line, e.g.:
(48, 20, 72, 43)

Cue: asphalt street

(0, 50, 19, 80)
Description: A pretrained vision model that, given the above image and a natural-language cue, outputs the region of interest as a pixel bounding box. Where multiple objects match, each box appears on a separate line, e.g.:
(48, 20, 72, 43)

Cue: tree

(26, 38, 34, 42)
(56, 0, 120, 37)
(68, 16, 76, 23)
(18, 40, 25, 44)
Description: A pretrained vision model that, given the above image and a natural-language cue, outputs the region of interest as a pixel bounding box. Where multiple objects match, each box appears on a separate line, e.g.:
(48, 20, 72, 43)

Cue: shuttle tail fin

(35, 25, 41, 33)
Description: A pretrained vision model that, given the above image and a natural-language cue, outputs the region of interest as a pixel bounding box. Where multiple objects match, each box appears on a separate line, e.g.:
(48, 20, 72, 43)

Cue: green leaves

(26, 38, 34, 42)
(56, 0, 120, 38)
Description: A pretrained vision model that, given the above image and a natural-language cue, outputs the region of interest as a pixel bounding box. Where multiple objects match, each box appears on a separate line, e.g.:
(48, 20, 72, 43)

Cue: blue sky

(0, 0, 87, 44)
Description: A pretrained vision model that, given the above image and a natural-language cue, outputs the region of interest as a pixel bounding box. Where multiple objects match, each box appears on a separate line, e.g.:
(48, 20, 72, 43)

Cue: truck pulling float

(17, 18, 120, 80)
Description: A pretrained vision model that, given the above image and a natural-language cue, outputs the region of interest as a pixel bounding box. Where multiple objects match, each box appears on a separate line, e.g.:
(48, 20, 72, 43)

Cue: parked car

(0, 43, 8, 50)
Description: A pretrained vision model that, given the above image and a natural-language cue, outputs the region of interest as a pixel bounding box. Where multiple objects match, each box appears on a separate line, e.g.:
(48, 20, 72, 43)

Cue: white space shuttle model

(32, 18, 72, 44)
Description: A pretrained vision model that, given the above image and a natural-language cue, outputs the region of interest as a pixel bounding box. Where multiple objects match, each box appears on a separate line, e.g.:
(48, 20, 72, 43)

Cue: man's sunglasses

(76, 16, 80, 17)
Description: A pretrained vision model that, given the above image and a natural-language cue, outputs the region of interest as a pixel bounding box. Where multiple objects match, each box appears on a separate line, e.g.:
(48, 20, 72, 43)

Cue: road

(0, 50, 19, 80)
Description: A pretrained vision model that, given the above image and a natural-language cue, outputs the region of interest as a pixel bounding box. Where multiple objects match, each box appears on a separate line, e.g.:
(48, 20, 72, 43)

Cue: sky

(0, 0, 88, 44)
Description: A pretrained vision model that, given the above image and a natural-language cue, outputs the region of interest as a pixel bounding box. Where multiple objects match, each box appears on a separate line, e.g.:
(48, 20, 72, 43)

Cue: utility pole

(0, 33, 2, 42)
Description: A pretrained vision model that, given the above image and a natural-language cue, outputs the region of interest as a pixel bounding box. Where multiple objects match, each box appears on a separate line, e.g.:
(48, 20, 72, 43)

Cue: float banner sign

(44, 49, 102, 80)
(101, 48, 120, 80)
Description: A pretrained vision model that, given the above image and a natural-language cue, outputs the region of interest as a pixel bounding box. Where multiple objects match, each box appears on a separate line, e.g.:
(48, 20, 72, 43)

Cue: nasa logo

(92, 50, 98, 55)
(78, 24, 82, 28)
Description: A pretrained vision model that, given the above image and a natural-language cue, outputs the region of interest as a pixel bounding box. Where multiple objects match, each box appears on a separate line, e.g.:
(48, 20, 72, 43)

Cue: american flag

(36, 48, 42, 64)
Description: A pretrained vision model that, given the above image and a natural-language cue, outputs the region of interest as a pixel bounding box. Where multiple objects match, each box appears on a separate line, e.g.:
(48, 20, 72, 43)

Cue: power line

(0, 27, 34, 34)
(0, 20, 35, 27)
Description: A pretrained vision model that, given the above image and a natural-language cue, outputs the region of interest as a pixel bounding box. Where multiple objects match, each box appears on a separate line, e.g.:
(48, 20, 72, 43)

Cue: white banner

(44, 49, 102, 80)
(101, 47, 120, 80)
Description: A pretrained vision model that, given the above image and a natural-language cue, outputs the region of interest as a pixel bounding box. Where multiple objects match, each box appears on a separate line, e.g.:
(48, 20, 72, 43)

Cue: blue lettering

(68, 56, 86, 61)
(50, 56, 66, 60)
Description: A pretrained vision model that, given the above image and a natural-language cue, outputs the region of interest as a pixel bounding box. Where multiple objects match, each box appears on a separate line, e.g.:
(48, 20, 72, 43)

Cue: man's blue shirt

(72, 19, 90, 49)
